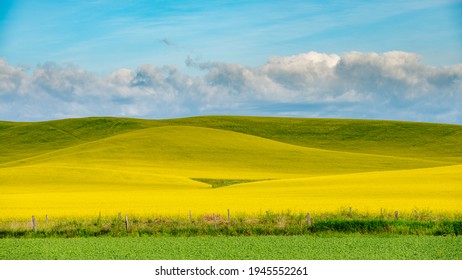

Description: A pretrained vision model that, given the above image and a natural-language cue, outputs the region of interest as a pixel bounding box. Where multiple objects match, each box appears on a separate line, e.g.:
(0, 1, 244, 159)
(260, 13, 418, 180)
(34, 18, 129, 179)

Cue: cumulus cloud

(0, 59, 27, 96)
(0, 51, 461, 123)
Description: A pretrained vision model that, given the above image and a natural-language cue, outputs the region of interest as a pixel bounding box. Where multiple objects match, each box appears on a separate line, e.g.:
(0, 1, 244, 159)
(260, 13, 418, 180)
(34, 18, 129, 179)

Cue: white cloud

(31, 62, 99, 101)
(0, 59, 27, 95)
(108, 68, 134, 85)
(0, 51, 461, 123)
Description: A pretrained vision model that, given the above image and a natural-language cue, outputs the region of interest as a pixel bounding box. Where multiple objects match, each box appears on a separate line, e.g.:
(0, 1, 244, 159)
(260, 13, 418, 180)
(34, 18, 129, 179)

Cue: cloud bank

(1, 51, 461, 123)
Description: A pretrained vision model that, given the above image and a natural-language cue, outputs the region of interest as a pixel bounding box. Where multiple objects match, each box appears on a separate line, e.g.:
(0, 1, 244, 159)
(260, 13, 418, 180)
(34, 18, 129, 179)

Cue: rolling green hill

(2, 125, 449, 177)
(165, 116, 462, 161)
(0, 118, 158, 164)
(2, 116, 461, 166)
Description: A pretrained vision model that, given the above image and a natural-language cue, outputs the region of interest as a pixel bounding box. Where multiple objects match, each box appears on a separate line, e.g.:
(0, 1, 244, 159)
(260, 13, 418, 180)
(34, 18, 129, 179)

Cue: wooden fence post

(394, 211, 399, 219)
(213, 213, 217, 229)
(32, 215, 36, 232)
(306, 213, 312, 226)
(46, 215, 48, 224)
(227, 209, 230, 221)
(125, 215, 129, 232)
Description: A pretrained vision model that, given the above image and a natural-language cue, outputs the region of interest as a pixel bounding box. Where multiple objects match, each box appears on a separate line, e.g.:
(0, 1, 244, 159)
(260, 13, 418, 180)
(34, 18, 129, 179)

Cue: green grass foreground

(2, 213, 461, 238)
(1, 235, 461, 260)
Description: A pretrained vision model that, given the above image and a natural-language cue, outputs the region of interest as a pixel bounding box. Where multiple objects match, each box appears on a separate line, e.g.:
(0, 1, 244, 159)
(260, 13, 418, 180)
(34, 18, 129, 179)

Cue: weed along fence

(1, 208, 461, 238)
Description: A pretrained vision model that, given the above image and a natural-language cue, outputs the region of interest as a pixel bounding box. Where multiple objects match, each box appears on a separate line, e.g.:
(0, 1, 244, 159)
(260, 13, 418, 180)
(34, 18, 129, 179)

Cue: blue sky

(2, 0, 461, 71)
(1, 0, 462, 122)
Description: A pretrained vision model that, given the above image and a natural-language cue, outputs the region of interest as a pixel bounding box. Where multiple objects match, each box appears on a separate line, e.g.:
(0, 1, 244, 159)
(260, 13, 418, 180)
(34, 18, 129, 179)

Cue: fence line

(4, 208, 441, 233)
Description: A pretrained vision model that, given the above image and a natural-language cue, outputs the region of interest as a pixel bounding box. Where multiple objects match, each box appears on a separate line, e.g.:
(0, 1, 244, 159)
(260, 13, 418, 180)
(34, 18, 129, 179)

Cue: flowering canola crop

(1, 118, 461, 220)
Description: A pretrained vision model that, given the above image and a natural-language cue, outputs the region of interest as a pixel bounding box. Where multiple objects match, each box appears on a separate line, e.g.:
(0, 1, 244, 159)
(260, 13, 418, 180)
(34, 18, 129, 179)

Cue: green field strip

(1, 236, 461, 260)
(191, 178, 270, 188)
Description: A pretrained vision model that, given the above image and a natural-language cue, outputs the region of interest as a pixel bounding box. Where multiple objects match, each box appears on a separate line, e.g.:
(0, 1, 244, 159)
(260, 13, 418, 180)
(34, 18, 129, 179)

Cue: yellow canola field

(2, 164, 461, 220)
(1, 125, 461, 220)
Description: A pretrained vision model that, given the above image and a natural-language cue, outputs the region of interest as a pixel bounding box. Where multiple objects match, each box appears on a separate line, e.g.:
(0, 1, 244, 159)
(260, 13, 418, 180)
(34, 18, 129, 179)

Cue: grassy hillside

(165, 116, 462, 161)
(1, 116, 461, 219)
(0, 118, 157, 164)
(4, 125, 448, 175)
(2, 116, 462, 164)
